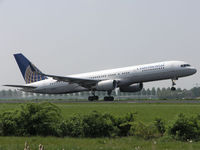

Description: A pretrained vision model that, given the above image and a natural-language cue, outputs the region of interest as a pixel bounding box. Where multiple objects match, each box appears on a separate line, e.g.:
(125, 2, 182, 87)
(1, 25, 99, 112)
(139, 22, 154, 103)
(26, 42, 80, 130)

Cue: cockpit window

(181, 64, 191, 67)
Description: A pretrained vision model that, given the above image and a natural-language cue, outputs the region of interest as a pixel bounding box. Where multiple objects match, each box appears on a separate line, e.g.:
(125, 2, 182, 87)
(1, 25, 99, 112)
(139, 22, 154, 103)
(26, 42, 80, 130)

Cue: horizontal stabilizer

(3, 84, 36, 89)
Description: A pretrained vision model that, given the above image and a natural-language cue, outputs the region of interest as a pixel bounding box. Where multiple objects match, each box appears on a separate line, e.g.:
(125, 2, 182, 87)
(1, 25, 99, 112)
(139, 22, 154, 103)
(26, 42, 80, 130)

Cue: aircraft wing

(42, 73, 100, 88)
(28, 62, 100, 88)
(3, 85, 37, 89)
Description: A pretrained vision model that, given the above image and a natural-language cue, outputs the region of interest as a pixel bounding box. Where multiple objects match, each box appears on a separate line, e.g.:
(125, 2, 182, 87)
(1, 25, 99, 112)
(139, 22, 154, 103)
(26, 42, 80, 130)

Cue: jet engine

(120, 83, 143, 92)
(96, 80, 117, 91)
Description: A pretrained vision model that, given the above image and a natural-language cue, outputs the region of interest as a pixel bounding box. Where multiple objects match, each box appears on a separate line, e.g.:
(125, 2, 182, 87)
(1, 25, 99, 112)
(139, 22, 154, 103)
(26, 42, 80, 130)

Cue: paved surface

(0, 99, 200, 104)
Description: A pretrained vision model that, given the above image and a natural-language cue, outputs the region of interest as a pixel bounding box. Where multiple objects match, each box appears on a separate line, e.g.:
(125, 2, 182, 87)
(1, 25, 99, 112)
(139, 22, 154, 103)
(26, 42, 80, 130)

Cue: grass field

(1, 102, 200, 122)
(1, 136, 200, 150)
(58, 103, 200, 122)
(1, 101, 200, 150)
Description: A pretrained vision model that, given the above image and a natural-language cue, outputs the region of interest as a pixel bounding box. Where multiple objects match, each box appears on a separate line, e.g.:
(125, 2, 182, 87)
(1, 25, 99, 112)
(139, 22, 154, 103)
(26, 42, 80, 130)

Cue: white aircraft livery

(4, 53, 197, 101)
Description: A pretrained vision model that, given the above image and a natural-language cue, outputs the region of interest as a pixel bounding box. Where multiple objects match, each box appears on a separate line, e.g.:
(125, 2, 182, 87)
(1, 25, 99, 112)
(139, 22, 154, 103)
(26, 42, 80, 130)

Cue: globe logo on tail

(24, 65, 47, 84)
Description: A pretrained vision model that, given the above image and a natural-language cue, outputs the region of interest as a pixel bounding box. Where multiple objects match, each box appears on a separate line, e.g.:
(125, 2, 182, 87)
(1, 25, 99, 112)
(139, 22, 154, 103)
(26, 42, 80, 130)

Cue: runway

(0, 99, 200, 104)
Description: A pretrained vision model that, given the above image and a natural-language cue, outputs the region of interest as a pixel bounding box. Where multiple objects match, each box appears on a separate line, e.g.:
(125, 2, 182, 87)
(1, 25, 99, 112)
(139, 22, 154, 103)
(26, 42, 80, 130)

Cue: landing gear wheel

(88, 96, 99, 101)
(88, 96, 93, 101)
(104, 90, 114, 101)
(94, 96, 99, 100)
(104, 96, 114, 101)
(88, 90, 99, 101)
(171, 87, 176, 91)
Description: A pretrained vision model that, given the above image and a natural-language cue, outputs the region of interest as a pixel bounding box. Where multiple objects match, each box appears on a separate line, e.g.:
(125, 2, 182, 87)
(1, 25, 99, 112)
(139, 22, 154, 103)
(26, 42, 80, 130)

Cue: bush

(111, 112, 135, 136)
(82, 111, 115, 137)
(0, 104, 137, 138)
(0, 102, 62, 136)
(0, 111, 18, 136)
(154, 118, 166, 136)
(60, 111, 136, 137)
(168, 113, 200, 141)
(118, 122, 133, 136)
(60, 115, 83, 137)
(130, 121, 160, 140)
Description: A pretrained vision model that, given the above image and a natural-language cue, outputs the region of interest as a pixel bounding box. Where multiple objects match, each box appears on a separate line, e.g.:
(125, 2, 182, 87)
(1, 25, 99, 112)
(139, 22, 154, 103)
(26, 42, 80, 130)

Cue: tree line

(0, 87, 200, 99)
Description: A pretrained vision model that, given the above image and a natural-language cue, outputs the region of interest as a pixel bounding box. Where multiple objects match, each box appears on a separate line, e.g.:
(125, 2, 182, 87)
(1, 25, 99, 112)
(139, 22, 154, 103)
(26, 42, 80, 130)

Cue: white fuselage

(26, 61, 197, 94)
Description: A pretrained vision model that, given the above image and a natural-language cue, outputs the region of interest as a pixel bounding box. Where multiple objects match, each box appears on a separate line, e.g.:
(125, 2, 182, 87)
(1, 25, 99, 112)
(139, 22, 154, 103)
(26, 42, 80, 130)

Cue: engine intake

(120, 83, 143, 92)
(96, 80, 117, 91)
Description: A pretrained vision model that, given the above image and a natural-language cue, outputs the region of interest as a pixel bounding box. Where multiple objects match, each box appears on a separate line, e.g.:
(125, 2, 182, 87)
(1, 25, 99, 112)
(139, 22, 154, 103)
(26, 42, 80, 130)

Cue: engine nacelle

(96, 80, 117, 91)
(120, 83, 143, 92)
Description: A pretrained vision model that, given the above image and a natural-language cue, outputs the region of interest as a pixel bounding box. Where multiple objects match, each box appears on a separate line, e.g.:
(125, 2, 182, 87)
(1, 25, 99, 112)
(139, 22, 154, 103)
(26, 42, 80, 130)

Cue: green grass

(1, 136, 200, 150)
(1, 102, 200, 149)
(1, 103, 200, 122)
(57, 103, 200, 122)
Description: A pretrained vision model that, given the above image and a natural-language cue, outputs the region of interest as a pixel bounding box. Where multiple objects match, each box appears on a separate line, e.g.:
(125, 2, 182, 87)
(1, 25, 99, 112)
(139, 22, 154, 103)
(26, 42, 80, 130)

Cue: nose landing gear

(171, 79, 177, 91)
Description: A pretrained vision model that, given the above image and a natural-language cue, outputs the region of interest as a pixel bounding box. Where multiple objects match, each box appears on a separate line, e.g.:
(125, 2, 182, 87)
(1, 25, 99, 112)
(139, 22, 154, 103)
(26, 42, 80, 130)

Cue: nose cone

(191, 67, 197, 75)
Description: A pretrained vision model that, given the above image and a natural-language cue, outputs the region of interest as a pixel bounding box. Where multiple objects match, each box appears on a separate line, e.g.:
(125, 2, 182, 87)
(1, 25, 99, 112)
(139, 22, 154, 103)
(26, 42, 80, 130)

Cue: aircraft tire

(104, 96, 114, 101)
(88, 96, 99, 101)
(171, 87, 176, 91)
(88, 96, 94, 101)
(94, 96, 99, 101)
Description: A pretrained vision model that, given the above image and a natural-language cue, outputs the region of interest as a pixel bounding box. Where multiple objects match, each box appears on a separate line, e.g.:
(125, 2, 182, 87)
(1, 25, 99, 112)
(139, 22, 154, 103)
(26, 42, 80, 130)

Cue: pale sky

(0, 0, 199, 90)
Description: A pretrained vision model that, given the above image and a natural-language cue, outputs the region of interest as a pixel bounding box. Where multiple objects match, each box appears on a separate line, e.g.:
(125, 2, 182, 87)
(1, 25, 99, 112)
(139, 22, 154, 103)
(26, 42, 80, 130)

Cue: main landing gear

(88, 91, 99, 101)
(104, 96, 114, 101)
(171, 79, 177, 91)
(104, 90, 114, 101)
(88, 90, 115, 101)
(88, 96, 99, 101)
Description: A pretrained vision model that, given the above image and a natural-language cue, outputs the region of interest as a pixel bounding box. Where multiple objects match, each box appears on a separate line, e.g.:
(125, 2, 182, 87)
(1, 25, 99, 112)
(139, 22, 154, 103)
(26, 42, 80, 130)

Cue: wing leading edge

(41, 73, 100, 88)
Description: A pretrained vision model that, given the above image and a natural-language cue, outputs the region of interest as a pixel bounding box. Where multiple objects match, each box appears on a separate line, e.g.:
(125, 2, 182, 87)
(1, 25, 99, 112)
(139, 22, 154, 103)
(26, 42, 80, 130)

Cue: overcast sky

(0, 0, 199, 90)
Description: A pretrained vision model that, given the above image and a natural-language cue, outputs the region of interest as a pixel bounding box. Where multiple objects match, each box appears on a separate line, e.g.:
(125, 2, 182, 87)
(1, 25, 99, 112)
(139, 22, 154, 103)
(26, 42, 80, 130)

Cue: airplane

(4, 53, 197, 101)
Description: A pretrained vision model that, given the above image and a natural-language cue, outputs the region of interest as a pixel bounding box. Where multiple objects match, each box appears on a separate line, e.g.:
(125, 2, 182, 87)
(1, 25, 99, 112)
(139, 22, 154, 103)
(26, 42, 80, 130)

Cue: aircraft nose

(191, 68, 197, 74)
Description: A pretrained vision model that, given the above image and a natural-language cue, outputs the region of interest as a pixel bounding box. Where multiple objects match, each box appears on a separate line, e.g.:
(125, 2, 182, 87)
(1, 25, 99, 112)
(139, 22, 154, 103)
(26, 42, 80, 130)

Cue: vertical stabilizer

(14, 53, 47, 84)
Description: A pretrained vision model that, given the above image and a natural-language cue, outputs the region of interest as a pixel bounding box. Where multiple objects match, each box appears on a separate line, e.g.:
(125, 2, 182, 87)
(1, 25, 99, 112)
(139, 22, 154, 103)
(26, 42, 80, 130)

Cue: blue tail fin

(14, 53, 47, 84)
